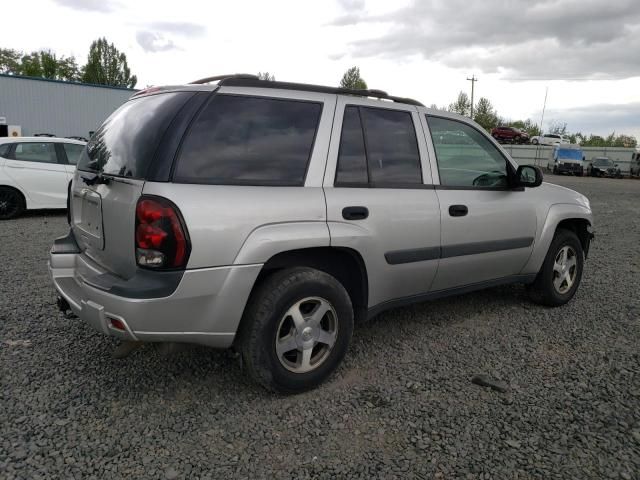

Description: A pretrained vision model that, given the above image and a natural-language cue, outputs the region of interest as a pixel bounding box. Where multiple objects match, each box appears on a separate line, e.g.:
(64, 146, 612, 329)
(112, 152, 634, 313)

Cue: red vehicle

(491, 126, 529, 144)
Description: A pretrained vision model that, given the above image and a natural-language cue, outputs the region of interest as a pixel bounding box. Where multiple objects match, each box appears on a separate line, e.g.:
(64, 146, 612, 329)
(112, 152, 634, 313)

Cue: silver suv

(49, 74, 594, 393)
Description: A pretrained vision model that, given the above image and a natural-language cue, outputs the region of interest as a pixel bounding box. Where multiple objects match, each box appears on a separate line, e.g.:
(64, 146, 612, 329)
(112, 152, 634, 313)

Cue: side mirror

(516, 165, 543, 188)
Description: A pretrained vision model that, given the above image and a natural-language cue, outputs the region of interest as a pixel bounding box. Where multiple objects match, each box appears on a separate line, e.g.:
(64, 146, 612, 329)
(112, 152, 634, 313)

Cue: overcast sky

(2, 0, 639, 138)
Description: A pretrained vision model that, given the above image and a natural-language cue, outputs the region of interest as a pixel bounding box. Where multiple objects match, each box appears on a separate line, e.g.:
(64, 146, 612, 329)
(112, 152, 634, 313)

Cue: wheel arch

(251, 247, 369, 322)
(522, 204, 593, 275)
(0, 184, 29, 210)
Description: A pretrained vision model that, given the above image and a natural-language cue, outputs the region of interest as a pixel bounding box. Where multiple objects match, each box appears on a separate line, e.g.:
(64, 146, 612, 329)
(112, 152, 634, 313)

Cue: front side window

(62, 143, 85, 165)
(13, 142, 58, 164)
(427, 116, 509, 188)
(335, 105, 422, 186)
(174, 95, 322, 186)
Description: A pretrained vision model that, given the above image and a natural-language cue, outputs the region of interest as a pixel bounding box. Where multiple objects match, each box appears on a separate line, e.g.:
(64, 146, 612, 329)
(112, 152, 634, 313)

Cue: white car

(531, 133, 570, 146)
(0, 137, 86, 219)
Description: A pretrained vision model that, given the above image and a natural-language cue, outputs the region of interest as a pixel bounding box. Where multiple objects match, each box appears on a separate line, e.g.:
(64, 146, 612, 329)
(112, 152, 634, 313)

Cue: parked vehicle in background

(630, 152, 640, 177)
(0, 137, 85, 219)
(548, 144, 585, 176)
(531, 133, 570, 146)
(490, 126, 530, 144)
(586, 157, 623, 178)
(49, 75, 593, 393)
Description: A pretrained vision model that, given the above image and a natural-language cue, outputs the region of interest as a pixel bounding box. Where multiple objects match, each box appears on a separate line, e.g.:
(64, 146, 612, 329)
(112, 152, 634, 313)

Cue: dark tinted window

(427, 116, 508, 188)
(336, 106, 368, 185)
(77, 92, 192, 178)
(13, 142, 58, 164)
(0, 143, 10, 157)
(62, 143, 85, 165)
(174, 95, 322, 186)
(360, 107, 422, 184)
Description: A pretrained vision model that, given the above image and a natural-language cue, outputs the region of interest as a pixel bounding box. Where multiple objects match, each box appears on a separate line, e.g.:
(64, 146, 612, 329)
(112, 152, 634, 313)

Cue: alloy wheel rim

(0, 190, 18, 217)
(275, 296, 338, 374)
(553, 245, 577, 294)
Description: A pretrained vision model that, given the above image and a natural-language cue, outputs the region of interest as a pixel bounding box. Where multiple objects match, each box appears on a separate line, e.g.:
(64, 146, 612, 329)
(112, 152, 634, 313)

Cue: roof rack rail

(216, 77, 424, 107)
(189, 73, 259, 85)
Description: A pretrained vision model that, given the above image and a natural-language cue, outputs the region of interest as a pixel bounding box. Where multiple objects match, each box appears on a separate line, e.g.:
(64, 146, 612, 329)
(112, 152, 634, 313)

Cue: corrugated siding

(0, 75, 134, 138)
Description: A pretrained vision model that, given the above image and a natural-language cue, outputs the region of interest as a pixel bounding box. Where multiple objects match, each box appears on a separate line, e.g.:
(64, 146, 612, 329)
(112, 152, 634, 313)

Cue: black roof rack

(189, 73, 259, 84)
(191, 74, 424, 106)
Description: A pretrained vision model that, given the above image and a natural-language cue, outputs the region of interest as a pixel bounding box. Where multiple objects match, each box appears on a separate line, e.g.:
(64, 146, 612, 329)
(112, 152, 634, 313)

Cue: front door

(422, 114, 538, 291)
(323, 98, 441, 310)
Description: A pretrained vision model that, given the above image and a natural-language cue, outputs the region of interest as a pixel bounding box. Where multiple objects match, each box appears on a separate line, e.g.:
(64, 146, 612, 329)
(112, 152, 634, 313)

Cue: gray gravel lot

(1, 176, 639, 479)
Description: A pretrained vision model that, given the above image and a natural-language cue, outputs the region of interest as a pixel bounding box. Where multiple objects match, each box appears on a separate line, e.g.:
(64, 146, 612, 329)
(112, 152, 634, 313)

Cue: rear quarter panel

(141, 183, 329, 268)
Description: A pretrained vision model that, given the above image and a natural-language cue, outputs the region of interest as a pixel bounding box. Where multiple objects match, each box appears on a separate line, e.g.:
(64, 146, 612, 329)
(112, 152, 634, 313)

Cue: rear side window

(174, 95, 322, 186)
(335, 106, 422, 186)
(78, 92, 193, 178)
(62, 143, 85, 165)
(13, 142, 58, 164)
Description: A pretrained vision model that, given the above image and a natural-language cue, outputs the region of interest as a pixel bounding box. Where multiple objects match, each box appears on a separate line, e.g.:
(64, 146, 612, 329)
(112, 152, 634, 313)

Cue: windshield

(594, 158, 612, 166)
(556, 148, 583, 161)
(77, 92, 192, 178)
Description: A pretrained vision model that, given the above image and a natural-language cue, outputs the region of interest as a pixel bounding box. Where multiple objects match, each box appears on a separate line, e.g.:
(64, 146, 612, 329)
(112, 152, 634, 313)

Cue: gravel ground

(1, 176, 639, 480)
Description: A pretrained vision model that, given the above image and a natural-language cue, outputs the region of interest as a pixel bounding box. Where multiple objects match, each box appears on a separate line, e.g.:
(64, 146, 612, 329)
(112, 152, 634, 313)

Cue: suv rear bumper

(49, 235, 261, 348)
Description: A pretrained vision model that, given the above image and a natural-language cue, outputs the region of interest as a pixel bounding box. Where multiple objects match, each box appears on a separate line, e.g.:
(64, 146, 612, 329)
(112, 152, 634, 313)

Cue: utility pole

(467, 74, 478, 119)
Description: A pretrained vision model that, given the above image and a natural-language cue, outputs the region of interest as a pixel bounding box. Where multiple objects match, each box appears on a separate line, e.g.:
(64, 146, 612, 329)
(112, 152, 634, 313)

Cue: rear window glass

(0, 144, 10, 157)
(77, 92, 192, 178)
(360, 107, 422, 184)
(62, 143, 85, 165)
(174, 95, 322, 186)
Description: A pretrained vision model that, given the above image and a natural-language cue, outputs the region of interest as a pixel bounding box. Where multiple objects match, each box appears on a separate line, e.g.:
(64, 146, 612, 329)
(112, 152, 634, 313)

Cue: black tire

(0, 187, 25, 220)
(238, 267, 354, 394)
(553, 166, 558, 175)
(532, 139, 539, 145)
(529, 229, 584, 307)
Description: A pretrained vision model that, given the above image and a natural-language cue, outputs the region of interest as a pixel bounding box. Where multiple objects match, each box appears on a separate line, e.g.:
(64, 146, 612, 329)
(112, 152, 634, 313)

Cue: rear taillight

(135, 196, 190, 269)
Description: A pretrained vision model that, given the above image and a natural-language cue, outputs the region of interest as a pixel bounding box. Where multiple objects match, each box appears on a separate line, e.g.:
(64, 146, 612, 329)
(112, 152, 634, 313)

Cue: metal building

(0, 73, 136, 139)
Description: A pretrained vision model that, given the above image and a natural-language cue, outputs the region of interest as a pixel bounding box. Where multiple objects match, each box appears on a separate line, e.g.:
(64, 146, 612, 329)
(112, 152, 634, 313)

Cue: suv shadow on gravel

(49, 74, 594, 393)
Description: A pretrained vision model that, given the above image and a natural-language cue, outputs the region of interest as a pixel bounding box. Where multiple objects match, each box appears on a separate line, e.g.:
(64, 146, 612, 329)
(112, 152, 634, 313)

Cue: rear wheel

(239, 267, 354, 393)
(529, 229, 584, 307)
(532, 139, 539, 145)
(0, 187, 25, 220)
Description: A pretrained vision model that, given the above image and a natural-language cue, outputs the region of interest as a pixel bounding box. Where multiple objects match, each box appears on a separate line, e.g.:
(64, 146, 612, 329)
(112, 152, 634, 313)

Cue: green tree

(472, 97, 499, 131)
(613, 134, 637, 148)
(0, 48, 21, 74)
(548, 120, 567, 135)
(82, 38, 137, 88)
(510, 119, 541, 137)
(0, 48, 79, 80)
(339, 66, 367, 90)
(448, 91, 471, 117)
(257, 72, 275, 81)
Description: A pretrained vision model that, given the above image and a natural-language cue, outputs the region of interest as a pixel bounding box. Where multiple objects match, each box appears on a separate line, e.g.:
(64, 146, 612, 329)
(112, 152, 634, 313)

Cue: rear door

(71, 91, 196, 279)
(4, 141, 68, 208)
(323, 97, 441, 309)
(422, 113, 537, 291)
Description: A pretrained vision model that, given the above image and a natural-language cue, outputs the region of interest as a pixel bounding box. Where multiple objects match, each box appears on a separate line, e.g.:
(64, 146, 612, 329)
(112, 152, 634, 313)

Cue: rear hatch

(71, 91, 196, 279)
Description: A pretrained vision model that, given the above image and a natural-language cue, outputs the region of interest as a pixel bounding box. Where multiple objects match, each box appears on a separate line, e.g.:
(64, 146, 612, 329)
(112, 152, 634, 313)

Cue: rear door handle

(342, 206, 369, 220)
(6, 164, 25, 169)
(449, 205, 468, 217)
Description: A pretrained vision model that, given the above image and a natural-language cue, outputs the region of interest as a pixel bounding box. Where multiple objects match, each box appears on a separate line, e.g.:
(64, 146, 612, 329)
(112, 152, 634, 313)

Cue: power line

(467, 74, 478, 118)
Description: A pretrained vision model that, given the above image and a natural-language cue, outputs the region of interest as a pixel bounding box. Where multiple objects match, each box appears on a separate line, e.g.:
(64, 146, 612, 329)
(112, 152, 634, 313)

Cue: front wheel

(529, 229, 584, 306)
(239, 267, 354, 393)
(532, 139, 539, 145)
